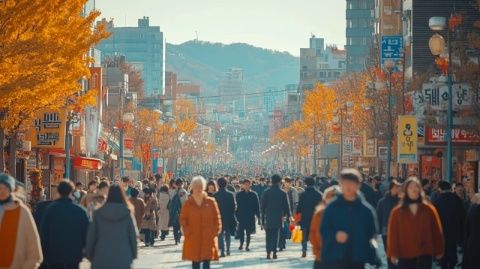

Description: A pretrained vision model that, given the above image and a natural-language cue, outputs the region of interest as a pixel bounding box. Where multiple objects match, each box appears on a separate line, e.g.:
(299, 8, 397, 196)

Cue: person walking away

(453, 183, 470, 210)
(80, 180, 97, 208)
(120, 176, 133, 198)
(0, 173, 43, 269)
(72, 182, 87, 204)
(320, 168, 379, 269)
(213, 177, 237, 257)
(433, 181, 466, 269)
(387, 177, 444, 269)
(261, 174, 291, 260)
(129, 188, 146, 232)
(180, 176, 221, 269)
(235, 179, 260, 252)
(206, 180, 218, 197)
(279, 177, 298, 251)
(309, 185, 341, 269)
(462, 193, 480, 269)
(141, 188, 158, 247)
(296, 176, 322, 258)
(169, 178, 186, 245)
(157, 185, 170, 241)
(40, 181, 89, 269)
(376, 179, 402, 269)
(85, 185, 138, 269)
(86, 181, 109, 219)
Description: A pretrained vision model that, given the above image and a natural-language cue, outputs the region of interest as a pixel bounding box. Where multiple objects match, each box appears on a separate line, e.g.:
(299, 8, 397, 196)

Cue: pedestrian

(85, 185, 138, 269)
(376, 179, 402, 269)
(235, 179, 260, 252)
(252, 177, 267, 199)
(180, 176, 221, 269)
(359, 173, 376, 208)
(453, 182, 470, 210)
(120, 176, 133, 198)
(40, 181, 89, 269)
(433, 181, 466, 269)
(462, 193, 480, 269)
(72, 182, 87, 204)
(279, 176, 298, 250)
(129, 188, 146, 231)
(169, 178, 186, 245)
(296, 176, 322, 258)
(261, 174, 291, 260)
(0, 173, 43, 269)
(141, 188, 158, 247)
(80, 180, 97, 208)
(214, 177, 237, 257)
(157, 185, 170, 241)
(387, 177, 444, 269)
(320, 168, 379, 269)
(309, 185, 341, 269)
(368, 176, 383, 207)
(86, 181, 109, 219)
(206, 179, 218, 197)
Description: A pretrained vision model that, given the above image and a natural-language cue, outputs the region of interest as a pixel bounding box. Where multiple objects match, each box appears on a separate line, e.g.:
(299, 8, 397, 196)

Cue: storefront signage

(73, 156, 102, 170)
(28, 109, 66, 149)
(343, 136, 362, 157)
(363, 131, 377, 157)
(398, 116, 418, 164)
(426, 127, 480, 145)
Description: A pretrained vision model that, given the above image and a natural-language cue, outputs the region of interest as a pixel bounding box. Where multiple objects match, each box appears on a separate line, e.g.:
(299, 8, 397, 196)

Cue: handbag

(291, 226, 303, 243)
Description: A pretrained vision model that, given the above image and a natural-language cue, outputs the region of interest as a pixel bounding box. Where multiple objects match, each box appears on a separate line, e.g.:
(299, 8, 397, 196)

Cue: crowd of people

(0, 169, 480, 269)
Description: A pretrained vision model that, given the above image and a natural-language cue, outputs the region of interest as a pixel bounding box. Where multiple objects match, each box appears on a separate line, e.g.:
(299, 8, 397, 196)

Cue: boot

(267, 252, 271, 259)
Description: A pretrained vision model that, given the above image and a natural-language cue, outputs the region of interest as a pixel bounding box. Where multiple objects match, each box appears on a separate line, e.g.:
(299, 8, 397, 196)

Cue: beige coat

(0, 200, 43, 269)
(157, 192, 170, 231)
(141, 197, 158, 231)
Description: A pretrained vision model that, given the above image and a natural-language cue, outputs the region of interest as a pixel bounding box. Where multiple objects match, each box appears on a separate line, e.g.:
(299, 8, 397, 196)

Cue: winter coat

(309, 204, 326, 261)
(296, 186, 322, 229)
(129, 197, 145, 229)
(235, 190, 260, 233)
(360, 182, 376, 208)
(285, 187, 299, 215)
(80, 191, 96, 208)
(433, 192, 466, 246)
(376, 193, 399, 235)
(157, 192, 170, 231)
(462, 204, 480, 269)
(252, 184, 267, 199)
(214, 187, 237, 234)
(320, 194, 378, 264)
(180, 196, 222, 262)
(141, 197, 158, 231)
(169, 191, 182, 227)
(387, 202, 444, 259)
(0, 199, 43, 269)
(40, 197, 89, 265)
(85, 203, 138, 269)
(261, 185, 291, 229)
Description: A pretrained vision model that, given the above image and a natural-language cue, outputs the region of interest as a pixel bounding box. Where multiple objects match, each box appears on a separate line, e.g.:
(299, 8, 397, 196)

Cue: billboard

(398, 116, 418, 164)
(28, 109, 66, 149)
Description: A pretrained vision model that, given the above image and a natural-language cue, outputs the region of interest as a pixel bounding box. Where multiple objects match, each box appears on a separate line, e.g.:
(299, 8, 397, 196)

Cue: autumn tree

(303, 83, 337, 144)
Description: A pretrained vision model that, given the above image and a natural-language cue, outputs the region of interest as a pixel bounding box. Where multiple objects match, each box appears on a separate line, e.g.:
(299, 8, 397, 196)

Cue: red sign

(426, 127, 480, 145)
(124, 138, 134, 150)
(97, 138, 108, 153)
(73, 156, 102, 170)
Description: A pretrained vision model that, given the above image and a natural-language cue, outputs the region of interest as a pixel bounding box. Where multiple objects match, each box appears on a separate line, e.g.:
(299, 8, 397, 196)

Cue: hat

(339, 168, 362, 183)
(0, 173, 16, 192)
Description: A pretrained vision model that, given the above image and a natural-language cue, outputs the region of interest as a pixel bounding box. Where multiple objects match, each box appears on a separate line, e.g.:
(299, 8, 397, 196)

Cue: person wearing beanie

(0, 173, 43, 269)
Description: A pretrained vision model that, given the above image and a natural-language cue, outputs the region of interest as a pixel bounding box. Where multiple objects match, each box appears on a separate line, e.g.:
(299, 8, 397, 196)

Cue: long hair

(106, 185, 132, 210)
(400, 177, 427, 208)
(206, 180, 218, 193)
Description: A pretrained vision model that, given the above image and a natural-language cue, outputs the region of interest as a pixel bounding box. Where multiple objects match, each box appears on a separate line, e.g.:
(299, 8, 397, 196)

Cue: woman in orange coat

(387, 177, 444, 269)
(309, 185, 340, 269)
(180, 176, 222, 269)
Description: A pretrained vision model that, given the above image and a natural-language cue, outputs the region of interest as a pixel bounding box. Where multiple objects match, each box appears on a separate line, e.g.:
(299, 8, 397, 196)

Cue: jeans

(301, 228, 309, 252)
(142, 229, 155, 246)
(173, 224, 182, 243)
(398, 255, 432, 269)
(237, 224, 251, 247)
(218, 228, 231, 253)
(192, 261, 210, 269)
(265, 228, 280, 253)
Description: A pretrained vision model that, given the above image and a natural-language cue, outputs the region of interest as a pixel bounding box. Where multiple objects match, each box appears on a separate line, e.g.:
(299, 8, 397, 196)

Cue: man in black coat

(376, 180, 401, 269)
(214, 177, 237, 257)
(296, 176, 322, 258)
(433, 181, 466, 269)
(360, 174, 376, 208)
(236, 179, 260, 252)
(261, 174, 291, 259)
(40, 181, 89, 269)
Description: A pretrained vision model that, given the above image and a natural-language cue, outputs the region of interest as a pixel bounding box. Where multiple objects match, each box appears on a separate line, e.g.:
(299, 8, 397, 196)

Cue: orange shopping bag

(291, 226, 303, 243)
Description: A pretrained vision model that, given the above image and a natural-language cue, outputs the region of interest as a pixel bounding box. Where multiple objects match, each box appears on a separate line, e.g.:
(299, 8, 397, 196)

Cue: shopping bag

(291, 226, 303, 243)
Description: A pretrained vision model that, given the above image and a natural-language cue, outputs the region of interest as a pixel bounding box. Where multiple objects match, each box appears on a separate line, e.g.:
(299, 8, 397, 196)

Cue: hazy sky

(95, 0, 346, 56)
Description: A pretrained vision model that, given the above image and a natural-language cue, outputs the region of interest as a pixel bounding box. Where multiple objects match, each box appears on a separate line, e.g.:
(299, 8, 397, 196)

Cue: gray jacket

(85, 203, 138, 269)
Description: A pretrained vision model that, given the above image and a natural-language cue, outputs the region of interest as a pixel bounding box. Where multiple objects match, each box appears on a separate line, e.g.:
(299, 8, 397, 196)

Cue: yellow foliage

(303, 83, 337, 131)
(0, 0, 109, 132)
(174, 98, 197, 135)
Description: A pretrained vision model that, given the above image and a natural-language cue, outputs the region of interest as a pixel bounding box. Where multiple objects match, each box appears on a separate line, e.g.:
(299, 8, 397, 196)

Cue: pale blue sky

(95, 0, 346, 56)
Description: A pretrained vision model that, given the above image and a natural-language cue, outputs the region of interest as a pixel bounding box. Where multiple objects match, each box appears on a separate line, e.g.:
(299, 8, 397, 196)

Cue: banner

(363, 130, 377, 157)
(85, 67, 103, 154)
(28, 109, 66, 149)
(425, 127, 480, 145)
(398, 115, 418, 164)
(343, 136, 362, 157)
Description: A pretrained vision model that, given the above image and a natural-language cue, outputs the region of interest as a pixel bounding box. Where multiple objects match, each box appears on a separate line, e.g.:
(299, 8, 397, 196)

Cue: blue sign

(381, 36, 404, 64)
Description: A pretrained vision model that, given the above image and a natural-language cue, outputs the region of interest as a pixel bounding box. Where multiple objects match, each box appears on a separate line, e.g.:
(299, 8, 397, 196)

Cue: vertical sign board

(398, 116, 418, 164)
(381, 36, 404, 68)
(85, 67, 103, 155)
(27, 110, 66, 150)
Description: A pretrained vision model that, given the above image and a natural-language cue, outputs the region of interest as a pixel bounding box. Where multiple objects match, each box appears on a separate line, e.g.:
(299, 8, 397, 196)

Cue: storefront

(73, 156, 104, 185)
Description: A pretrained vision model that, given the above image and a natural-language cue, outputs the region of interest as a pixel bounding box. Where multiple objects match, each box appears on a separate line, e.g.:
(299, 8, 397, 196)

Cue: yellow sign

(397, 115, 417, 164)
(27, 109, 66, 149)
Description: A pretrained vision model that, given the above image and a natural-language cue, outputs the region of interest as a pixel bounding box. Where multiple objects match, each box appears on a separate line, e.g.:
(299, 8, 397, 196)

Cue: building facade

(346, 0, 375, 72)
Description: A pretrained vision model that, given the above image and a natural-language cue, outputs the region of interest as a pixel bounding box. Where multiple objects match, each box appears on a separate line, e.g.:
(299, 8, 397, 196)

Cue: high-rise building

(299, 35, 346, 91)
(96, 17, 165, 98)
(346, 0, 375, 72)
(219, 68, 245, 113)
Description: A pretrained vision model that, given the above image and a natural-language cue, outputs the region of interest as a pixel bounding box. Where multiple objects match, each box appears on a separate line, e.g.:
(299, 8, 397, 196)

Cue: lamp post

(384, 60, 396, 182)
(428, 16, 453, 183)
(333, 101, 354, 176)
(309, 113, 318, 175)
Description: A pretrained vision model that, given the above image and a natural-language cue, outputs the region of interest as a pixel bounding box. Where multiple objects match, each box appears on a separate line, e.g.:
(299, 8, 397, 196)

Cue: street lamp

(119, 112, 134, 177)
(428, 16, 453, 183)
(333, 101, 354, 176)
(384, 59, 396, 182)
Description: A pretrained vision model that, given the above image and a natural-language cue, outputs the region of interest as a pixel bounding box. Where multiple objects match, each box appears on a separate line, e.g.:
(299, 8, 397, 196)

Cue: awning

(73, 156, 103, 170)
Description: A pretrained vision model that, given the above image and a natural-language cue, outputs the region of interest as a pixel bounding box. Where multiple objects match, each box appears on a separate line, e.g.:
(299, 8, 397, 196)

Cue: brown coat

(387, 202, 445, 259)
(129, 197, 146, 228)
(180, 195, 221, 262)
(141, 197, 158, 231)
(309, 204, 325, 261)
